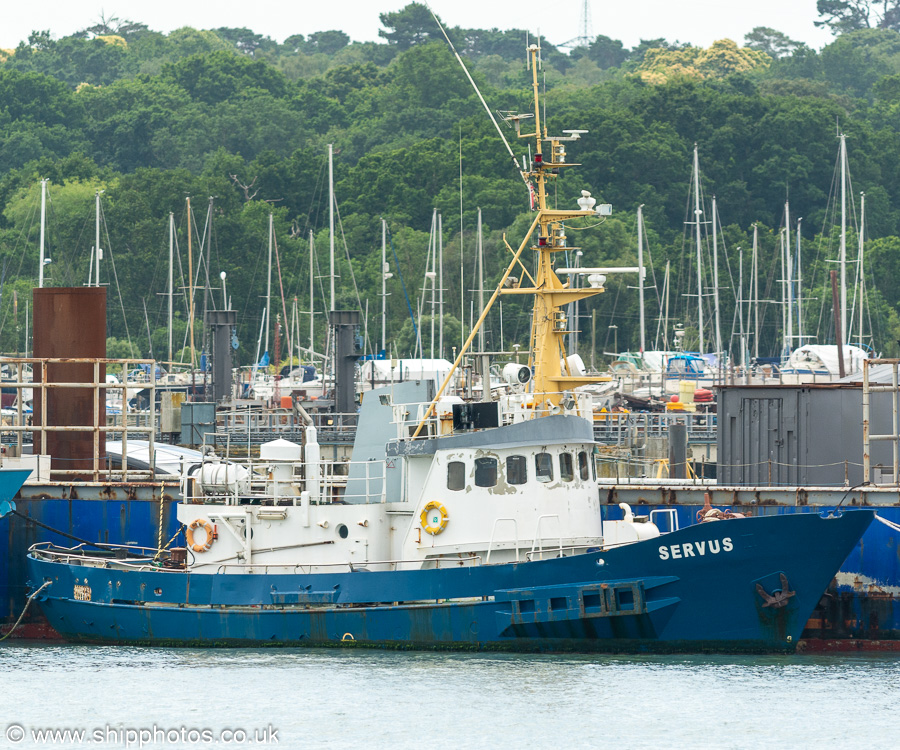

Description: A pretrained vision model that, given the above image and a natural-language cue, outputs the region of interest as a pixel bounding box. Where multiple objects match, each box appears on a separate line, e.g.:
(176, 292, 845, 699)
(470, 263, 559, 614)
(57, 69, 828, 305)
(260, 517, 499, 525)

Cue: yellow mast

(501, 43, 610, 415)
(411, 41, 609, 437)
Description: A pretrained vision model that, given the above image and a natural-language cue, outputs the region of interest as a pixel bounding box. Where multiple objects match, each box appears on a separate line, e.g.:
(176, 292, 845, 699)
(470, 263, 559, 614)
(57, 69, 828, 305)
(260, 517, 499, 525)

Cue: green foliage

(378, 3, 442, 50)
(744, 27, 804, 58)
(1, 15, 900, 362)
(816, 0, 900, 34)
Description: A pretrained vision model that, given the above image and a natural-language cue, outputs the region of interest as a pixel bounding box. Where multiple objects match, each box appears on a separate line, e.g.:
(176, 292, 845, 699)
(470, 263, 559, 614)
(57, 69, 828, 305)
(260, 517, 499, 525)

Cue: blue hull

(27, 511, 874, 651)
(1, 494, 177, 623)
(603, 504, 900, 641)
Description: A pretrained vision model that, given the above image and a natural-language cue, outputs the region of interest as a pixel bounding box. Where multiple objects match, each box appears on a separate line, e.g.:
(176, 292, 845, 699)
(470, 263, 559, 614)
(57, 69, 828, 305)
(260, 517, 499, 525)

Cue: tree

(82, 14, 148, 40)
(744, 27, 804, 58)
(816, 1, 900, 34)
(572, 35, 628, 69)
(213, 27, 275, 57)
(306, 31, 350, 55)
(379, 3, 441, 50)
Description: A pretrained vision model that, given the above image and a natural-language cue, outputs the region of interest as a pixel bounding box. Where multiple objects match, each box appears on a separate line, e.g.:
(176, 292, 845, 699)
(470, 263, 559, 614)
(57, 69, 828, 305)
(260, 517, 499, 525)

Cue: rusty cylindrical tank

(33, 288, 107, 473)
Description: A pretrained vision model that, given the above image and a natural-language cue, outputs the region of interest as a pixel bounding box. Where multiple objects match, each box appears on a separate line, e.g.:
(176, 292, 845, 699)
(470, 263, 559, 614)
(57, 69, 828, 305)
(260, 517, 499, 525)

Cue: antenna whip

(425, 3, 528, 187)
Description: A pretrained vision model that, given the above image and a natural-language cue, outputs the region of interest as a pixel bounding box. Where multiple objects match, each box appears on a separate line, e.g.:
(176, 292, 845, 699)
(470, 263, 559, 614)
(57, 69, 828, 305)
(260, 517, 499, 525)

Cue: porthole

(337, 523, 349, 539)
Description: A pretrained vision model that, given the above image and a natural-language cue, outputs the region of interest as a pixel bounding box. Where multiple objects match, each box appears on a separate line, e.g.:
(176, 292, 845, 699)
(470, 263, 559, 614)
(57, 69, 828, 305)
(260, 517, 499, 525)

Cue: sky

(1, 0, 836, 51)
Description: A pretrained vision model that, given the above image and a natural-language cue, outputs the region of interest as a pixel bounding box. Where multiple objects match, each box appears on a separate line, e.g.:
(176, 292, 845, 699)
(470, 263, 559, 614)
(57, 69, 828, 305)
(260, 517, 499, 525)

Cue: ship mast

(498, 43, 612, 415)
(411, 41, 616, 436)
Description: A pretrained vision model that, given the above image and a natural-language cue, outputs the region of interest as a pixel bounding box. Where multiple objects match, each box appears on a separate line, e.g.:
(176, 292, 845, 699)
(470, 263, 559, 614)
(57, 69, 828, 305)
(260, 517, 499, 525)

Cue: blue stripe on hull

(27, 511, 874, 651)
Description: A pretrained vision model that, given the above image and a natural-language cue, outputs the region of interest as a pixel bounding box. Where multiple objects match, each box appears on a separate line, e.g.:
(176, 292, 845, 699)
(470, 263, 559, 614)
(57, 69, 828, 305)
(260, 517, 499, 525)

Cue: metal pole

(309, 230, 315, 357)
(187, 198, 195, 374)
(693, 145, 704, 354)
(168, 212, 174, 365)
(328, 144, 335, 312)
(637, 204, 646, 354)
(785, 201, 793, 359)
(781, 229, 788, 359)
(863, 361, 870, 484)
(752, 224, 759, 361)
(831, 270, 846, 378)
(430, 209, 436, 362)
(797, 217, 803, 347)
(893, 363, 898, 483)
(381, 219, 387, 354)
(38, 179, 47, 288)
(859, 193, 865, 349)
(438, 212, 444, 359)
(266, 213, 273, 358)
(95, 190, 101, 286)
(712, 196, 721, 360)
(840, 134, 848, 343)
(477, 208, 490, 401)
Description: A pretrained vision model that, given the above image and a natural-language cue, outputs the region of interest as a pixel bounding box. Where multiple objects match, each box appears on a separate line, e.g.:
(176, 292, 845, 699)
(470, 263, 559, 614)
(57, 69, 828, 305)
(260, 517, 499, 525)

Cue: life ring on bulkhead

(420, 501, 449, 535)
(186, 518, 216, 553)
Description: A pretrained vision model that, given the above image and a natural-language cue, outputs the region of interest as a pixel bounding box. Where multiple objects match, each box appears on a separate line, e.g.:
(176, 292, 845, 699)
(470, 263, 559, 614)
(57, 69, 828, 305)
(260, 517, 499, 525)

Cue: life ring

(186, 518, 215, 553)
(420, 501, 449, 535)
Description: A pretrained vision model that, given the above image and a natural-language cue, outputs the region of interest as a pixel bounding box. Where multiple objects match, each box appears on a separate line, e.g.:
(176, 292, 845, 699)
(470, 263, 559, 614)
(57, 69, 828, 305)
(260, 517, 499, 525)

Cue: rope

(154, 495, 166, 559)
(0, 581, 51, 642)
(875, 514, 900, 534)
(154, 523, 185, 562)
(9, 510, 109, 549)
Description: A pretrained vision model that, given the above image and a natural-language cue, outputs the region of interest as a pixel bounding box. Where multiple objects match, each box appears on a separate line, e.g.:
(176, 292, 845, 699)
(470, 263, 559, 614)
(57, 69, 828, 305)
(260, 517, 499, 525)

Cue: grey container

(717, 383, 897, 486)
(180, 402, 217, 447)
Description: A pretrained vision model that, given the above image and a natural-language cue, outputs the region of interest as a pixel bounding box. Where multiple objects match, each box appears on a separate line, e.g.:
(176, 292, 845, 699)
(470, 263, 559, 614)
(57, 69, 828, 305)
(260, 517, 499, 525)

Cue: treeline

(2, 2, 900, 364)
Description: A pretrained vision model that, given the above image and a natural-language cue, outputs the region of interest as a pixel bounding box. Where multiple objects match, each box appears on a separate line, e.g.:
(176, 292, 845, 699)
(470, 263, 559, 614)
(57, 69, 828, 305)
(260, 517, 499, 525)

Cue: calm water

(1, 645, 898, 749)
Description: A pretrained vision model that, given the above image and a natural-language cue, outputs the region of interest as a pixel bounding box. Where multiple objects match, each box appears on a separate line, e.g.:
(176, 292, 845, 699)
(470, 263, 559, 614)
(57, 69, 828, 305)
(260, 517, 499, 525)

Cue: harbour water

(2, 645, 898, 749)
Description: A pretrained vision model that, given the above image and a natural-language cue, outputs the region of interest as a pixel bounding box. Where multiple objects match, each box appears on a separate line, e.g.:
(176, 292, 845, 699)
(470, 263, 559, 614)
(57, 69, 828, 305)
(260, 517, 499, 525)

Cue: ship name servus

(658, 538, 733, 561)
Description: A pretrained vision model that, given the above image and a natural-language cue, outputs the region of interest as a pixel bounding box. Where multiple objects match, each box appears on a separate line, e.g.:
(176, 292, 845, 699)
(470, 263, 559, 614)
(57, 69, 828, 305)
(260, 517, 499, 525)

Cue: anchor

(756, 573, 796, 609)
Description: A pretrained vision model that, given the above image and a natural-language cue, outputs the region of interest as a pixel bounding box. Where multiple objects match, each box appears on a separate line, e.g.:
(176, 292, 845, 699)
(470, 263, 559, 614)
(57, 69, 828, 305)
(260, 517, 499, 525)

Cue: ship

(21, 42, 876, 651)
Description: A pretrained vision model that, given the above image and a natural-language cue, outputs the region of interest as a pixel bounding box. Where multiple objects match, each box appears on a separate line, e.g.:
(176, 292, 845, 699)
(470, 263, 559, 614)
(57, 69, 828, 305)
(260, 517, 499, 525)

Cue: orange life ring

(186, 518, 215, 553)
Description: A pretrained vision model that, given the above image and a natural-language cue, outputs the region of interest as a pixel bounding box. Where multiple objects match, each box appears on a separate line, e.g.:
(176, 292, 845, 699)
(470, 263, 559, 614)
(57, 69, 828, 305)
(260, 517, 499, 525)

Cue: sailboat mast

(797, 217, 803, 347)
(328, 144, 336, 313)
(738, 246, 746, 372)
(752, 224, 759, 361)
(840, 133, 848, 346)
(38, 178, 47, 288)
(430, 209, 436, 362)
(438, 212, 444, 359)
(712, 196, 722, 360)
(662, 260, 670, 351)
(693, 145, 704, 353)
(780, 230, 787, 358)
(381, 220, 387, 354)
(637, 204, 646, 354)
(785, 201, 793, 359)
(477, 207, 490, 401)
(309, 230, 315, 357)
(168, 212, 174, 365)
(187, 197, 195, 369)
(95, 190, 101, 286)
(266, 213, 273, 359)
(859, 192, 866, 349)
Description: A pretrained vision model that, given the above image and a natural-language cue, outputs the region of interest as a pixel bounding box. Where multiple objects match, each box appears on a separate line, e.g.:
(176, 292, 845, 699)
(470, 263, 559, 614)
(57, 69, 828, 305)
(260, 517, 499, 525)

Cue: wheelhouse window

(506, 455, 527, 485)
(560, 452, 574, 482)
(578, 451, 590, 481)
(535, 452, 553, 483)
(447, 461, 465, 491)
(474, 457, 498, 487)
